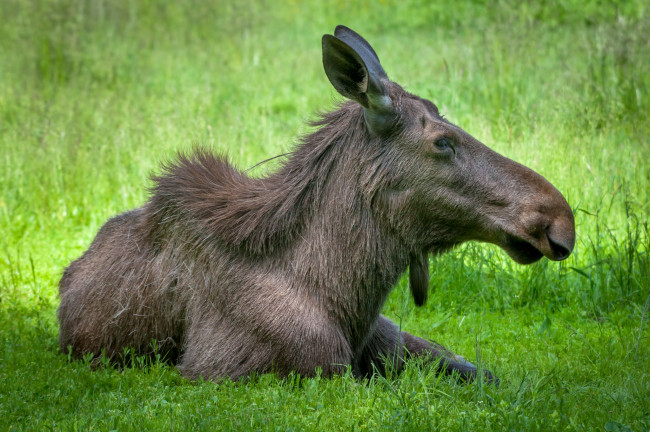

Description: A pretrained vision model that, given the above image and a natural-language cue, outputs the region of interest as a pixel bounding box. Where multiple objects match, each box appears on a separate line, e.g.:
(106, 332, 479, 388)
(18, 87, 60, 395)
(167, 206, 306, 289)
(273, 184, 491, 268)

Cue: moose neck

(277, 103, 412, 343)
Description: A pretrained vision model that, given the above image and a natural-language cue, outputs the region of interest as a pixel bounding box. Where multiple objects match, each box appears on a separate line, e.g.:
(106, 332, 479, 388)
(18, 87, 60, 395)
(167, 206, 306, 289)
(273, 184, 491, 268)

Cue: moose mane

(146, 101, 382, 257)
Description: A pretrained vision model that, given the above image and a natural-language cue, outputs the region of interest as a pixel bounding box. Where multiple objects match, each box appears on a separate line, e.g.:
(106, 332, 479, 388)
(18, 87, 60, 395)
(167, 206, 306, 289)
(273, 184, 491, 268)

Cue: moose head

(323, 26, 575, 305)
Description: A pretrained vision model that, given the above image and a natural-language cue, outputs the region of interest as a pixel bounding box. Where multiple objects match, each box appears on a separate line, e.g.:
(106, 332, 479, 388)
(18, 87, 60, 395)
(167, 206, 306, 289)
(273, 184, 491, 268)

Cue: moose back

(58, 26, 575, 383)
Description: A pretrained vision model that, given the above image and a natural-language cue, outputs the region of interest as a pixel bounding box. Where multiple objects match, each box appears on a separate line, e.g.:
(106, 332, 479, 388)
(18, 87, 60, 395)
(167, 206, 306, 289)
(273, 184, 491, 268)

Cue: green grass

(1, 0, 649, 430)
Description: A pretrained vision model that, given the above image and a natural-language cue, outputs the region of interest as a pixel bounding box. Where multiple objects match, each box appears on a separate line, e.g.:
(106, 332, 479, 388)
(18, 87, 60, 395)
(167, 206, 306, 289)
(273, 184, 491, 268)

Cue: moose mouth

(501, 235, 544, 265)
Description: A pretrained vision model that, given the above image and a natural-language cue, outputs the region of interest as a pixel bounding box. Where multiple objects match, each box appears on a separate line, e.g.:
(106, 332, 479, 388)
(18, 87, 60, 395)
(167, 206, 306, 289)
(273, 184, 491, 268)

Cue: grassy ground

(1, 0, 649, 430)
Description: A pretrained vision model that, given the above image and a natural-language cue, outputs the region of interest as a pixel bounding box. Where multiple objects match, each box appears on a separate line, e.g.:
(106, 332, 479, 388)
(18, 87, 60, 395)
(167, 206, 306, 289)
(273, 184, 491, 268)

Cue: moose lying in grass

(58, 26, 575, 384)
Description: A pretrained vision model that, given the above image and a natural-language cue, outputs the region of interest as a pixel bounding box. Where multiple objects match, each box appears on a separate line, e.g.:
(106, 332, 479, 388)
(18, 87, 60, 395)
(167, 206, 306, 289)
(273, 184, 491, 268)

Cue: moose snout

(521, 204, 575, 263)
(544, 213, 575, 261)
(500, 198, 575, 265)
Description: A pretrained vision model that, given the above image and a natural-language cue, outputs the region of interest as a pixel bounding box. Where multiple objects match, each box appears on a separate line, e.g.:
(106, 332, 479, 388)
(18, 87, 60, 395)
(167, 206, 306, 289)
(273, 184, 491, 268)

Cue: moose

(58, 26, 575, 384)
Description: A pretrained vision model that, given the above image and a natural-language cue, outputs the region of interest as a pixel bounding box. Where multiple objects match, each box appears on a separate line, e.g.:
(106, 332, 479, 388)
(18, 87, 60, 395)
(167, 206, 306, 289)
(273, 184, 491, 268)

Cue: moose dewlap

(58, 26, 575, 383)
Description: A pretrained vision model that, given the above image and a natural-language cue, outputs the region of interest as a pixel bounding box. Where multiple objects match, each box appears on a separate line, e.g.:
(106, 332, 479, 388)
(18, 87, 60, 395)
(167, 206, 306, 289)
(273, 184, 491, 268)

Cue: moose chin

(58, 26, 575, 385)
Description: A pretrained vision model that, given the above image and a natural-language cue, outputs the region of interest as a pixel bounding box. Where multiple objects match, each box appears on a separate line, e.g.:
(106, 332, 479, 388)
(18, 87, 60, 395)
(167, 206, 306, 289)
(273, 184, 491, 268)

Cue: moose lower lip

(503, 236, 544, 264)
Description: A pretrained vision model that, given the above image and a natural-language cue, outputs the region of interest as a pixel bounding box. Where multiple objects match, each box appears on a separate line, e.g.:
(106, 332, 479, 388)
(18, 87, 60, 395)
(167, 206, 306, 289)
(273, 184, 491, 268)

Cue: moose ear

(322, 26, 394, 131)
(409, 252, 430, 307)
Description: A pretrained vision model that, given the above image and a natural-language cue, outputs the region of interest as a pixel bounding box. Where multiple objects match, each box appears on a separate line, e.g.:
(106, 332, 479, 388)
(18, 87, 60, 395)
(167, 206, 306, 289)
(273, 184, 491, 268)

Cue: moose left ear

(409, 251, 430, 307)
(322, 26, 396, 133)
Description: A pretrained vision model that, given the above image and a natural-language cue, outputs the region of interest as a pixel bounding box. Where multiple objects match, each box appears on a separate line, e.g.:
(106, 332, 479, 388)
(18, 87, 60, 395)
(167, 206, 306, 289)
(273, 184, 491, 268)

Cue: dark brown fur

(58, 27, 575, 384)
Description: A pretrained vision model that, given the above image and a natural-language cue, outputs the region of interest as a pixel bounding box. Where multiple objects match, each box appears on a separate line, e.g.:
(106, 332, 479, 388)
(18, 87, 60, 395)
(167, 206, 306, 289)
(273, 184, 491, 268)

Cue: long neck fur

(147, 101, 412, 342)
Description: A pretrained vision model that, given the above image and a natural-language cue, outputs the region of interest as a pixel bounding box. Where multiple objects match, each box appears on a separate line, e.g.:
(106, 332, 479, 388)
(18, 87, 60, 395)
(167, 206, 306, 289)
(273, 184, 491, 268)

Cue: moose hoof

(481, 369, 500, 386)
(452, 355, 500, 386)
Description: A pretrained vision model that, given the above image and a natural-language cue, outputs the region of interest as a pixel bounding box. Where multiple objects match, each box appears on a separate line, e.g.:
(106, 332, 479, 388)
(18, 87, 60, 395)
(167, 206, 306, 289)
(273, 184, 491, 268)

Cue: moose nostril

(546, 234, 571, 261)
(544, 214, 575, 261)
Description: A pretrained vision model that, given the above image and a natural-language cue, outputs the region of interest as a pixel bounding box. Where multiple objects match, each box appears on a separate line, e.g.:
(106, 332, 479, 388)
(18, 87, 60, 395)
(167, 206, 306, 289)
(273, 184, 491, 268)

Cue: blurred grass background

(1, 0, 648, 430)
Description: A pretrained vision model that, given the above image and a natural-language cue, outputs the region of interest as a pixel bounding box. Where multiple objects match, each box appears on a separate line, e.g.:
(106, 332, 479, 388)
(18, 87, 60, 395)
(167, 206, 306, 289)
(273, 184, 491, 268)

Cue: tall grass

(1, 0, 648, 430)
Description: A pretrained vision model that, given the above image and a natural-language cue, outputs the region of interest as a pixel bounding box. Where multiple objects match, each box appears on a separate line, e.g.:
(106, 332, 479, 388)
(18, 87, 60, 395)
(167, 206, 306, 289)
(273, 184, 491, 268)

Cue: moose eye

(434, 138, 452, 151)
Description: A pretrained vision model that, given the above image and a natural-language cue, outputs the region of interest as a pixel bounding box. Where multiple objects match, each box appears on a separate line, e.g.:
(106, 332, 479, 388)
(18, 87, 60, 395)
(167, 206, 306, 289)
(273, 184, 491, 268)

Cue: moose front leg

(352, 315, 405, 377)
(354, 315, 499, 385)
(401, 332, 499, 385)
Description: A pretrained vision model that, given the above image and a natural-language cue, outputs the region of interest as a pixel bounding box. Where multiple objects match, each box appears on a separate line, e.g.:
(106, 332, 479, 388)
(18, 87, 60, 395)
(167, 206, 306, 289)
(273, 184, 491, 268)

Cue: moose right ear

(322, 35, 372, 107)
(322, 27, 395, 132)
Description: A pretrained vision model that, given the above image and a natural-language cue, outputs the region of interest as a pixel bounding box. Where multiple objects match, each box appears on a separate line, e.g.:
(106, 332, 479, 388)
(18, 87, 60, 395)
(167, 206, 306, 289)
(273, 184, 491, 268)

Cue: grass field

(1, 0, 649, 430)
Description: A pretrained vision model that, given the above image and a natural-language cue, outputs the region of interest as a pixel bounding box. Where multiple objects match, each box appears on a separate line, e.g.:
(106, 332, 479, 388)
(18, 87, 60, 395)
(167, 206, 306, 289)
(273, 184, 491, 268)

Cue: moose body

(58, 26, 575, 383)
